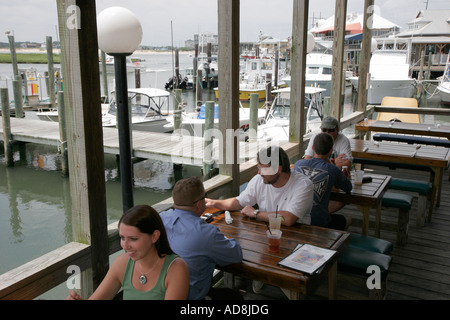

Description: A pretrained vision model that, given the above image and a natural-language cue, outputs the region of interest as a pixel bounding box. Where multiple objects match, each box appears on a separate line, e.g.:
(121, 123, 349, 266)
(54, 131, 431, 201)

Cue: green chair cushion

(338, 247, 392, 280)
(382, 192, 413, 211)
(389, 178, 432, 195)
(349, 233, 393, 255)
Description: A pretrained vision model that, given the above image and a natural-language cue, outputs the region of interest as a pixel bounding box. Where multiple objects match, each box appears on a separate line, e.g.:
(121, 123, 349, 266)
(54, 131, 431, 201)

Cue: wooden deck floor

(356, 165, 450, 300)
(229, 165, 450, 300)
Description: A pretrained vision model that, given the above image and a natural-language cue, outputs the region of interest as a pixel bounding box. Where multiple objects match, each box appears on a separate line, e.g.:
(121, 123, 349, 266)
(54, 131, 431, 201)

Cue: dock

(0, 116, 271, 166)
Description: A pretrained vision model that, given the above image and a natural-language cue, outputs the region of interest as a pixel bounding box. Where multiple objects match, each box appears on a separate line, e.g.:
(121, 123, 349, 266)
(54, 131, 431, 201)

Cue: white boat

(437, 55, 450, 105)
(214, 57, 286, 101)
(349, 43, 416, 104)
(164, 102, 267, 137)
(99, 55, 142, 74)
(282, 53, 333, 97)
(253, 87, 326, 143)
(37, 88, 172, 133)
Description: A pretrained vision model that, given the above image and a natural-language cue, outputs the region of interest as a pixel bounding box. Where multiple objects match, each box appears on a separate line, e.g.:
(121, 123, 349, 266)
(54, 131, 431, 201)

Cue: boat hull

(437, 82, 450, 105)
(350, 77, 415, 105)
(214, 87, 266, 101)
(37, 111, 171, 133)
(368, 79, 415, 104)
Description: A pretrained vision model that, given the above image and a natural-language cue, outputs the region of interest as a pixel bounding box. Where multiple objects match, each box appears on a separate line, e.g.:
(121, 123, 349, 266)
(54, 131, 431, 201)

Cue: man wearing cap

(304, 116, 352, 215)
(304, 116, 352, 169)
(160, 177, 242, 300)
(205, 146, 313, 227)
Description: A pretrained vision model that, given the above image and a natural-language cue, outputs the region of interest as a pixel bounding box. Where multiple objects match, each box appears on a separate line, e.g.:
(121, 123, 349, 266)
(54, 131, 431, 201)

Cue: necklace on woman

(137, 258, 159, 285)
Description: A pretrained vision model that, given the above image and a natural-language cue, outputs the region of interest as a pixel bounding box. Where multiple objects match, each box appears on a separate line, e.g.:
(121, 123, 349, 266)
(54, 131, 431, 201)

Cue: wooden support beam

(56, 0, 109, 293)
(290, 0, 309, 158)
(218, 0, 240, 196)
(357, 0, 374, 113)
(330, 0, 347, 120)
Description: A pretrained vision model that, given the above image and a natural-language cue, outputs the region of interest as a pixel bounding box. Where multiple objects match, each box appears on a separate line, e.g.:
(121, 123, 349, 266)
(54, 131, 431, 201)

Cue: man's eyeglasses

(193, 192, 207, 204)
(322, 128, 336, 133)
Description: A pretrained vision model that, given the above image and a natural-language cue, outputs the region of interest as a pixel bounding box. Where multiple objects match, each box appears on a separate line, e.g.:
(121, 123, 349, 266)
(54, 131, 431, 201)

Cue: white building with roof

(396, 10, 450, 74)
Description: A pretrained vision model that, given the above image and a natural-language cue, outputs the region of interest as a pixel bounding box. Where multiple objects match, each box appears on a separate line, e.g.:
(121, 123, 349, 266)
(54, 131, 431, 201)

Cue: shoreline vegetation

(0, 48, 195, 64)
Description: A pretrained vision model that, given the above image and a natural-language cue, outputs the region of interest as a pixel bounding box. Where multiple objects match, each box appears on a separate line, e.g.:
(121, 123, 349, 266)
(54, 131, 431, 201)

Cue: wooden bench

(388, 178, 433, 227)
(373, 132, 450, 148)
(381, 192, 413, 246)
(337, 246, 392, 300)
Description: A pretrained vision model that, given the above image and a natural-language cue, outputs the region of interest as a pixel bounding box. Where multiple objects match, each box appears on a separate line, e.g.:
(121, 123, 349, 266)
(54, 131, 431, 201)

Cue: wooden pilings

(1, 88, 13, 166)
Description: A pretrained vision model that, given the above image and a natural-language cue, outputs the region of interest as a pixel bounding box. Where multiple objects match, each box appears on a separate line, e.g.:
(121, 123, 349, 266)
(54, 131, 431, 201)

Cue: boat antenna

(171, 20, 175, 84)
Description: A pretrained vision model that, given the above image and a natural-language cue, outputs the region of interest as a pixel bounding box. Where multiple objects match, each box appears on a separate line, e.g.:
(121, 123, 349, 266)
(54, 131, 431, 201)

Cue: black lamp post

(97, 7, 143, 213)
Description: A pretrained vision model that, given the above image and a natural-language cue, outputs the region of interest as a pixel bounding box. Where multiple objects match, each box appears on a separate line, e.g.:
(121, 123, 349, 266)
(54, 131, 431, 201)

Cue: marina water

(0, 51, 448, 299)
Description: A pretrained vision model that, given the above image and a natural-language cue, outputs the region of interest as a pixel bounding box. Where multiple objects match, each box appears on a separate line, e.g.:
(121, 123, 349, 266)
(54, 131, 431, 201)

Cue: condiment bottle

(342, 166, 349, 178)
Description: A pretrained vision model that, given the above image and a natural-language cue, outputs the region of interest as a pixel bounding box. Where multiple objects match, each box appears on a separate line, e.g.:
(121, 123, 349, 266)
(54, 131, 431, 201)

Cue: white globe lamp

(97, 7, 142, 55)
(97, 7, 143, 212)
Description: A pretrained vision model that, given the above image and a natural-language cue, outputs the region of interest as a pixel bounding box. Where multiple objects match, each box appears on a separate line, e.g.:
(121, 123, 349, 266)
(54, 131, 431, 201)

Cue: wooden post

(175, 48, 180, 89)
(274, 49, 279, 88)
(8, 35, 22, 106)
(218, 0, 240, 195)
(100, 51, 108, 100)
(12, 76, 24, 118)
(290, 0, 309, 153)
(203, 101, 215, 178)
(357, 0, 374, 114)
(46, 36, 56, 109)
(196, 69, 203, 107)
(249, 93, 259, 142)
(174, 89, 182, 131)
(1, 88, 13, 166)
(193, 44, 198, 91)
(330, 0, 347, 121)
(56, 0, 109, 293)
(207, 43, 212, 89)
(7, 35, 19, 78)
(57, 91, 68, 176)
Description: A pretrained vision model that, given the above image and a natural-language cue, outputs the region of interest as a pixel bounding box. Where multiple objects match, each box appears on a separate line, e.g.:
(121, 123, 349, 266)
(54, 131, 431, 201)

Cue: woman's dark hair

(119, 204, 174, 257)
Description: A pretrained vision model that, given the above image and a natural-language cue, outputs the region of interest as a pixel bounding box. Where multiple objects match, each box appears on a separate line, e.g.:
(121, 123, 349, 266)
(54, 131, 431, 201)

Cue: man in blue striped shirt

(160, 177, 243, 300)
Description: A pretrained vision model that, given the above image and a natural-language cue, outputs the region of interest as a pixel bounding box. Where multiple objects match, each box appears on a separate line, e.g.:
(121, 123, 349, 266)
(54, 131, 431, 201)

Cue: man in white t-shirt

(304, 116, 352, 169)
(205, 146, 313, 226)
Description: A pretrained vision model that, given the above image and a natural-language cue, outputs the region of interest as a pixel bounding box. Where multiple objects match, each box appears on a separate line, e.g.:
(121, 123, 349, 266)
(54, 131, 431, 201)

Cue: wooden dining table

(330, 173, 391, 237)
(355, 119, 450, 140)
(205, 209, 350, 300)
(350, 138, 450, 220)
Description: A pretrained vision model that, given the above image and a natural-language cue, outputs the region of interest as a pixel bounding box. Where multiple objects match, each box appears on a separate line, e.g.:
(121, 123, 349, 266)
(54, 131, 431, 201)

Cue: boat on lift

(37, 88, 172, 133)
(437, 55, 450, 105)
(252, 87, 326, 143)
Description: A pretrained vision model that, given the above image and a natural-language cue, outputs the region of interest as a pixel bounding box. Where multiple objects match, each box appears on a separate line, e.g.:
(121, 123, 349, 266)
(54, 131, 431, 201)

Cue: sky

(1, 0, 449, 47)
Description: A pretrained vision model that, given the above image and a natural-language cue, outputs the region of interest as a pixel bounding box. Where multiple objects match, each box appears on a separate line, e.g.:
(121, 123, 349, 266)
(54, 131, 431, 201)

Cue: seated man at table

(294, 133, 353, 231)
(206, 145, 314, 227)
(160, 177, 243, 300)
(304, 116, 352, 169)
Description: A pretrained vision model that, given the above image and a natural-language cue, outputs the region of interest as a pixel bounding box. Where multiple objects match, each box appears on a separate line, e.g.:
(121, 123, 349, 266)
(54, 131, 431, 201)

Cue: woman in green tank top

(67, 205, 189, 300)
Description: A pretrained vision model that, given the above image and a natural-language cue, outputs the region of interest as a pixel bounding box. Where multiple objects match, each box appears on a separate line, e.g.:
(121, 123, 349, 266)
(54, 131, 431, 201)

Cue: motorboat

(164, 102, 267, 137)
(37, 88, 172, 133)
(282, 53, 333, 97)
(252, 87, 326, 143)
(437, 55, 450, 105)
(99, 55, 142, 74)
(349, 40, 416, 104)
(214, 57, 286, 101)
